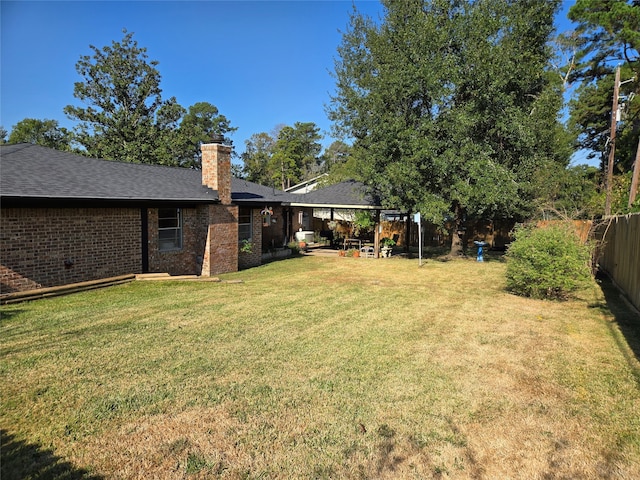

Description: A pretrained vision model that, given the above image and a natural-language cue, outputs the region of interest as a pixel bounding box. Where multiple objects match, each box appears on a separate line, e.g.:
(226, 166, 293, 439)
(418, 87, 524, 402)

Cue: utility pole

(605, 66, 620, 216)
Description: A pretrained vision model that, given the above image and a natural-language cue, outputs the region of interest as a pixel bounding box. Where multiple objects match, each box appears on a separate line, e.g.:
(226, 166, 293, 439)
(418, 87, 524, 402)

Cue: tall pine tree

(65, 30, 234, 166)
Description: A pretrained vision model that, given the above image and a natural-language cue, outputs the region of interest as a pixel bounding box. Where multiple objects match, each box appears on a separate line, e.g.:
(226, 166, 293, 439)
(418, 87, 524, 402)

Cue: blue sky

(1, 1, 587, 164)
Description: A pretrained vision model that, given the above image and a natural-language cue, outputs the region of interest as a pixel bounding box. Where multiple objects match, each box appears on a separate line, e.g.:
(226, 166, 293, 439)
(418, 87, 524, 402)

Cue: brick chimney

(201, 136, 232, 205)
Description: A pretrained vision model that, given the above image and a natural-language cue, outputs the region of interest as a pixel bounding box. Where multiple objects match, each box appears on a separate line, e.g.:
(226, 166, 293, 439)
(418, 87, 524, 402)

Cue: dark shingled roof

(1, 144, 382, 209)
(1, 143, 218, 204)
(231, 178, 299, 205)
(292, 180, 381, 208)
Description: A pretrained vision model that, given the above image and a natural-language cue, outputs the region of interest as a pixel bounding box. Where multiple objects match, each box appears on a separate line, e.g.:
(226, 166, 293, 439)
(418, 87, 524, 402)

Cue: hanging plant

(260, 206, 273, 227)
(353, 210, 375, 237)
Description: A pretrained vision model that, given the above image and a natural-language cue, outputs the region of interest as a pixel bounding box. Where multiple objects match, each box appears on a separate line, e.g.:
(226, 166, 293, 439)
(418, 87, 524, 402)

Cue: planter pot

(338, 250, 346, 257)
(353, 250, 360, 258)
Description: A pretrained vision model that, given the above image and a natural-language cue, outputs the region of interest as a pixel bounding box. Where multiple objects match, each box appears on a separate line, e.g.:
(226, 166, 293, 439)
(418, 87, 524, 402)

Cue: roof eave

(1, 195, 220, 206)
(286, 202, 382, 209)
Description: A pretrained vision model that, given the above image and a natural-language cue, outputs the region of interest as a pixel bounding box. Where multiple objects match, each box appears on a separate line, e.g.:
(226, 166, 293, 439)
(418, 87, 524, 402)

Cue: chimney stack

(201, 136, 232, 205)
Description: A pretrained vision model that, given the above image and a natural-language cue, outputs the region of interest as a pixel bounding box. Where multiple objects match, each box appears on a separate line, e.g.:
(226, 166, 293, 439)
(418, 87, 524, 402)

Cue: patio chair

(360, 245, 375, 258)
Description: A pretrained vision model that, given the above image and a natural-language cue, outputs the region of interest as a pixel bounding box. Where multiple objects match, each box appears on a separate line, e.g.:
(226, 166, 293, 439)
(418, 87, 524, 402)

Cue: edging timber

(1, 273, 242, 305)
(135, 273, 221, 282)
(0, 274, 136, 305)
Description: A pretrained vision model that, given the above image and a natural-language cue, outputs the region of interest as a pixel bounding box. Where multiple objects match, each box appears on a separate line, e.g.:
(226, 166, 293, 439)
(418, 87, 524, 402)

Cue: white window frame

(158, 208, 183, 252)
(238, 207, 252, 242)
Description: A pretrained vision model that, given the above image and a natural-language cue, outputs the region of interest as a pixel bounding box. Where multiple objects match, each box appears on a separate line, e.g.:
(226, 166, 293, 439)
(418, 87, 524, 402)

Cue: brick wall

(147, 206, 208, 275)
(239, 209, 263, 270)
(201, 143, 232, 205)
(201, 204, 239, 276)
(147, 204, 246, 276)
(0, 207, 141, 293)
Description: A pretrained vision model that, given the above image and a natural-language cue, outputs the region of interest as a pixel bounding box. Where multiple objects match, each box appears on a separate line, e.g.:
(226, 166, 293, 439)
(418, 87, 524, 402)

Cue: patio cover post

(374, 209, 381, 258)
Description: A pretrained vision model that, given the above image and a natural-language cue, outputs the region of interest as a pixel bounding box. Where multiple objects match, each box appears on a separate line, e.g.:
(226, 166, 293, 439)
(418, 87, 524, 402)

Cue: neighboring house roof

(232, 178, 383, 209)
(285, 173, 329, 193)
(0, 143, 218, 205)
(291, 180, 382, 209)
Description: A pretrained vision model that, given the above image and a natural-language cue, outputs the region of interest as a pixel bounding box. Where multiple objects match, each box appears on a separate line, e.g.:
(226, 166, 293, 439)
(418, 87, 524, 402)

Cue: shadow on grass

(1, 430, 102, 480)
(412, 246, 506, 263)
(595, 272, 640, 383)
(0, 308, 25, 323)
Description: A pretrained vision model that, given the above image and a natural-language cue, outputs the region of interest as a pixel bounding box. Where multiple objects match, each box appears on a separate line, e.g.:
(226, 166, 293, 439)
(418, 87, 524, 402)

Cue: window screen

(158, 208, 182, 251)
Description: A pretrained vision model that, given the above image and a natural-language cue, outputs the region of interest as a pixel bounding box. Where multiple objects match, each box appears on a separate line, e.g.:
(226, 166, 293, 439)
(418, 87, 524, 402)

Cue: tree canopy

(63, 30, 234, 166)
(241, 122, 323, 189)
(567, 0, 639, 174)
(329, 0, 569, 255)
(321, 140, 358, 185)
(6, 118, 72, 151)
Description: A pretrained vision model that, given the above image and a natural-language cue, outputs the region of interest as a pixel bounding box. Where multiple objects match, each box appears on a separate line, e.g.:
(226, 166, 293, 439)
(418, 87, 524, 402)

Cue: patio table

(343, 238, 362, 250)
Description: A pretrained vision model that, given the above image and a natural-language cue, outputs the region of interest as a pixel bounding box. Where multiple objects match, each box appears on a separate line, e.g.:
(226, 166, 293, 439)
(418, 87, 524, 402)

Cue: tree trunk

(448, 202, 466, 258)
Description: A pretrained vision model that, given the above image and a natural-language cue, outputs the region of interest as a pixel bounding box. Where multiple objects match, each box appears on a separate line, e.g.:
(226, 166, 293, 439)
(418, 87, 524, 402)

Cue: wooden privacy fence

(597, 213, 640, 311)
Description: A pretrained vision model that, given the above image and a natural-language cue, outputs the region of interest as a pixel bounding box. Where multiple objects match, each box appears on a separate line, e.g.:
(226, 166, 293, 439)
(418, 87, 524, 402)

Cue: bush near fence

(596, 213, 640, 311)
(537, 220, 593, 244)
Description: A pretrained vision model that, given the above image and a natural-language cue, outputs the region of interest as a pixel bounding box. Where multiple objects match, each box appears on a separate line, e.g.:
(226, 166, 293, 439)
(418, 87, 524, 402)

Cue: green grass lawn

(2, 254, 640, 479)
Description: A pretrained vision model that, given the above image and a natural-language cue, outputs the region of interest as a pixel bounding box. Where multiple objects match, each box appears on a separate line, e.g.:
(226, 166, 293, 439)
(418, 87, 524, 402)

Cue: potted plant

(380, 237, 395, 258)
(240, 239, 253, 254)
(287, 241, 301, 255)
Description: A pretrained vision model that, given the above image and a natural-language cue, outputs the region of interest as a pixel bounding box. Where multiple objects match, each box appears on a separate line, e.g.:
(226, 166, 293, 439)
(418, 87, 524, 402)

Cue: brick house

(0, 141, 296, 293)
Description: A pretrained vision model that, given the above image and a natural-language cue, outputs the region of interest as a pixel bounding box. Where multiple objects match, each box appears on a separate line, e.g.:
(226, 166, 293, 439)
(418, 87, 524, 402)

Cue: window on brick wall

(158, 208, 182, 251)
(238, 207, 252, 242)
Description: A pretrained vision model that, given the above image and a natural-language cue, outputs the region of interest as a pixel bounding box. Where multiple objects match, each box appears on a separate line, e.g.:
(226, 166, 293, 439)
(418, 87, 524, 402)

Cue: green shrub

(505, 223, 593, 300)
(287, 241, 301, 254)
(239, 239, 253, 254)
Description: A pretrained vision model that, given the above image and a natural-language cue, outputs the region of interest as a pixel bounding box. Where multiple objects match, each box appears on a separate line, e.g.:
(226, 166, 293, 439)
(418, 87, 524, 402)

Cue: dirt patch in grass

(72, 407, 246, 478)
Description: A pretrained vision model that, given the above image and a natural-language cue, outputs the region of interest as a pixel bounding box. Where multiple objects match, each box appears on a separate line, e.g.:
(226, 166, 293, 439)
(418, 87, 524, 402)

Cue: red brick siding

(201, 204, 239, 276)
(147, 207, 208, 275)
(0, 207, 141, 293)
(201, 143, 232, 205)
(2, 201, 259, 292)
(239, 209, 263, 270)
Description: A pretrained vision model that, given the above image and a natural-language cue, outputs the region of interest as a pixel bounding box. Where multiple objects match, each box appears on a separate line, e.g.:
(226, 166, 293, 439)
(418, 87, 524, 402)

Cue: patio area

(302, 242, 394, 258)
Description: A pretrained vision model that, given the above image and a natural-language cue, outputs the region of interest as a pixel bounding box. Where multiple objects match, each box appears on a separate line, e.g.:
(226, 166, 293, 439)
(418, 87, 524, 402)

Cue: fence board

(598, 213, 640, 311)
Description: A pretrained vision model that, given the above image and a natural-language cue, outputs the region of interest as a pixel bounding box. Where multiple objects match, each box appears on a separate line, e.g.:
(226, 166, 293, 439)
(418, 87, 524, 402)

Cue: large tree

(242, 132, 276, 185)
(64, 30, 233, 166)
(7, 118, 72, 151)
(176, 102, 236, 168)
(241, 122, 323, 189)
(321, 140, 358, 184)
(329, 0, 568, 256)
(567, 0, 640, 175)
(64, 30, 174, 164)
(269, 122, 323, 189)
